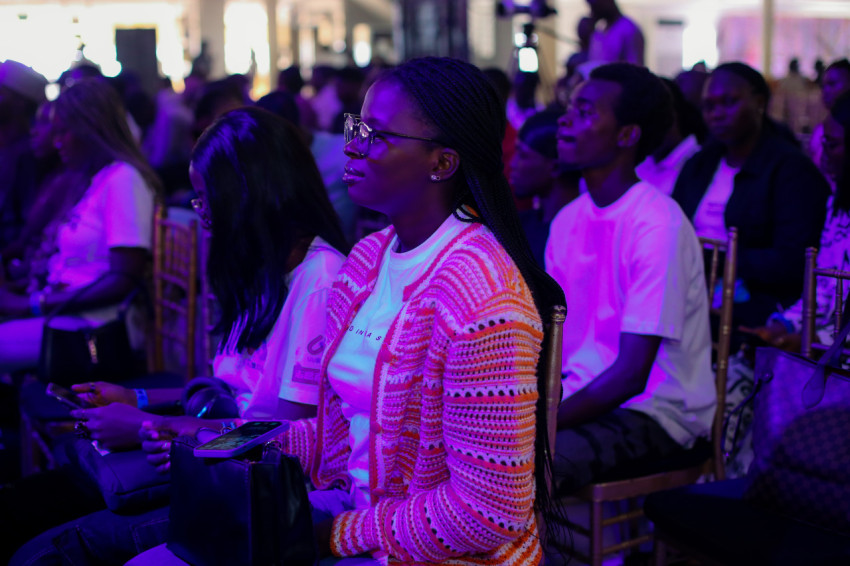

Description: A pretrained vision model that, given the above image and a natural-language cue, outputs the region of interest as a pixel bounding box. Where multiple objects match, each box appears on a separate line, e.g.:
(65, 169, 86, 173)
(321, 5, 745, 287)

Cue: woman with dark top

(672, 62, 831, 328)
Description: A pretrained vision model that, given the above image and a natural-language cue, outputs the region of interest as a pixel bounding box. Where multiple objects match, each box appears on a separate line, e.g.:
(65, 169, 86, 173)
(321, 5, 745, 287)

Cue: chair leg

(590, 500, 603, 566)
(653, 537, 667, 566)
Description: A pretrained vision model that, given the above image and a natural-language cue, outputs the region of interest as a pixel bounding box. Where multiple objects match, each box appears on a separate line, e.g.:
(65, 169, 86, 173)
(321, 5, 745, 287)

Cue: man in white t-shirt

(546, 63, 716, 495)
(586, 0, 644, 66)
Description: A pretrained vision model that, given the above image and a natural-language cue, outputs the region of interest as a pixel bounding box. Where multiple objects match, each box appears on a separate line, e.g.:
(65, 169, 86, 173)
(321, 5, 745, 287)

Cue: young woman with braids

(125, 56, 568, 566)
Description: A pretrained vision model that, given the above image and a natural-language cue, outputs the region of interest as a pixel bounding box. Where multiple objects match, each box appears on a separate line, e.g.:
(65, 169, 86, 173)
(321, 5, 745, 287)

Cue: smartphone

(193, 421, 289, 458)
(46, 383, 93, 410)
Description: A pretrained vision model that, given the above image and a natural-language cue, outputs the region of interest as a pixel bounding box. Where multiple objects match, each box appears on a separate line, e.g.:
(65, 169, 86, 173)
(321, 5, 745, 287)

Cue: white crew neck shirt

(692, 158, 739, 241)
(545, 182, 716, 447)
(326, 212, 468, 509)
(213, 237, 345, 418)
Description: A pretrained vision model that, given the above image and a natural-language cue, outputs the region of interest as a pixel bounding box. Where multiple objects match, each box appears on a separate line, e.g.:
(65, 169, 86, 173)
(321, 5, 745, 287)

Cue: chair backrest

(151, 204, 199, 383)
(801, 247, 850, 359)
(543, 305, 567, 471)
(698, 228, 738, 481)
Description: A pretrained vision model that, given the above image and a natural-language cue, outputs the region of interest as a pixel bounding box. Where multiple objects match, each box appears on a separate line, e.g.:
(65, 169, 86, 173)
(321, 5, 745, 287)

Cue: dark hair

(482, 67, 511, 108)
(53, 78, 162, 195)
(376, 56, 567, 540)
(277, 65, 305, 93)
(191, 107, 349, 352)
(518, 109, 561, 160)
(255, 91, 301, 127)
(827, 58, 850, 76)
(713, 62, 771, 108)
(661, 77, 707, 144)
(589, 63, 674, 162)
(830, 92, 850, 214)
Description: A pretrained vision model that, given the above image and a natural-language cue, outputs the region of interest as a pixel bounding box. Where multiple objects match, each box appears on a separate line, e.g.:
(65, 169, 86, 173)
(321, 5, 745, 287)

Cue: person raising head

(673, 62, 830, 329)
(510, 108, 581, 266)
(546, 63, 715, 497)
(271, 56, 566, 564)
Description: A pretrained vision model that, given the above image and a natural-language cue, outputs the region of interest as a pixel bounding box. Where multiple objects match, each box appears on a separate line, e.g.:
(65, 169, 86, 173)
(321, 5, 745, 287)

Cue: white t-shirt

(692, 158, 739, 241)
(636, 135, 700, 196)
(545, 182, 715, 447)
(47, 161, 154, 291)
(214, 237, 345, 419)
(587, 16, 645, 66)
(327, 212, 468, 509)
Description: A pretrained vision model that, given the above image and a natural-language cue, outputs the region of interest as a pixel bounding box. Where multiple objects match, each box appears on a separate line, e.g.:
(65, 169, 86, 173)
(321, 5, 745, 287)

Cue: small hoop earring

(431, 174, 441, 182)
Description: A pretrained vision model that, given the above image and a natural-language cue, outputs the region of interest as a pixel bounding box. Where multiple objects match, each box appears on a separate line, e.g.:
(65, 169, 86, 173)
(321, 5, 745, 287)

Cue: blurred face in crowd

(30, 103, 54, 159)
(557, 79, 624, 169)
(510, 140, 555, 198)
(822, 67, 850, 110)
(702, 70, 764, 147)
(821, 114, 845, 180)
(586, 0, 616, 21)
(51, 110, 86, 167)
(342, 79, 446, 218)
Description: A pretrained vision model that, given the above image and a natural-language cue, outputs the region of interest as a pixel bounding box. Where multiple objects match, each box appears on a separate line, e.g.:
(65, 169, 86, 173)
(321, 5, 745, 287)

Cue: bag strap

(44, 271, 145, 325)
(802, 317, 850, 408)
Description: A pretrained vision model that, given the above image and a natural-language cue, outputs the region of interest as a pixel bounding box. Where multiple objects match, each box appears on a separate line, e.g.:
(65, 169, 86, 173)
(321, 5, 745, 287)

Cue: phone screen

(194, 421, 284, 452)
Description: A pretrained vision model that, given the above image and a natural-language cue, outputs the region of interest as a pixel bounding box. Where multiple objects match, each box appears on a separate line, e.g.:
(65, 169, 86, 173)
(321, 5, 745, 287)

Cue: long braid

(383, 57, 568, 548)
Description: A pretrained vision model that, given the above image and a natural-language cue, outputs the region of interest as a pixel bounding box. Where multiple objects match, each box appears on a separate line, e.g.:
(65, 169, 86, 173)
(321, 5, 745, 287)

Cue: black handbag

(65, 438, 171, 514)
(167, 435, 317, 566)
(37, 272, 143, 386)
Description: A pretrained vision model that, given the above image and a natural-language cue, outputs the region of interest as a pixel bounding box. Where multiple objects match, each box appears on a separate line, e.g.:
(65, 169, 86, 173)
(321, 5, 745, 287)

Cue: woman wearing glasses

(276, 57, 565, 564)
(126, 57, 562, 566)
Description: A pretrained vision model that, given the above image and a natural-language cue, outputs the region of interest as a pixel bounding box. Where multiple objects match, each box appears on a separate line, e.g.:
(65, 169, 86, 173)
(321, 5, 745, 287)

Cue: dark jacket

(672, 128, 830, 326)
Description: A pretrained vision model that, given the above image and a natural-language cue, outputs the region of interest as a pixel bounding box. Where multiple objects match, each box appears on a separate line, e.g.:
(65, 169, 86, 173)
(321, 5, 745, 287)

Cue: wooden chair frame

(551, 228, 738, 566)
(801, 247, 850, 360)
(150, 204, 199, 382)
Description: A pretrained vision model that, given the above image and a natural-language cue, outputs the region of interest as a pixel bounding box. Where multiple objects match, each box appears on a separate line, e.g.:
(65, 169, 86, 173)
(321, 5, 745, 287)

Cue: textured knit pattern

(279, 222, 544, 565)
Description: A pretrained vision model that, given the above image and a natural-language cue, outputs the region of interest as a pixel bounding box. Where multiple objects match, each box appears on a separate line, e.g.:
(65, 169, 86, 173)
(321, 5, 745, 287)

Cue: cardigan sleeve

(276, 416, 318, 476)
(329, 289, 543, 562)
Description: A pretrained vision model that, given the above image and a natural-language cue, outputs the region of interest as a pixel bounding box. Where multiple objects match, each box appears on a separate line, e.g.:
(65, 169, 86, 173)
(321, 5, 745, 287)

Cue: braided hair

(378, 56, 567, 543)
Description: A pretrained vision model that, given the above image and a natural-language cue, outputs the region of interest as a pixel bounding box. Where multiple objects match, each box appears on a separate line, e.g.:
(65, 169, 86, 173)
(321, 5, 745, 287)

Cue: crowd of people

(0, 0, 848, 563)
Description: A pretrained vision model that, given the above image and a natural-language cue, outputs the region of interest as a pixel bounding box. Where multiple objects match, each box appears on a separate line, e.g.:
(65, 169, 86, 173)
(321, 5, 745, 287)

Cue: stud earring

(431, 174, 441, 182)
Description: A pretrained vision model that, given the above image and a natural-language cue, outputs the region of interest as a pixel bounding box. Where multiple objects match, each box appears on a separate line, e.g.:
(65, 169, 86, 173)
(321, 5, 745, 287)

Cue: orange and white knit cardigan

(279, 221, 544, 565)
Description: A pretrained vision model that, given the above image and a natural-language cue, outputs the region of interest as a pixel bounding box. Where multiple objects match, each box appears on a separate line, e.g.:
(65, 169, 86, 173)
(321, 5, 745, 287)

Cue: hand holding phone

(193, 421, 289, 458)
(46, 383, 94, 410)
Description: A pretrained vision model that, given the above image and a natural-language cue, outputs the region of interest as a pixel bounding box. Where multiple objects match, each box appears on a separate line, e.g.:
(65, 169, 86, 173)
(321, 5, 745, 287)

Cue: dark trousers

(552, 408, 682, 497)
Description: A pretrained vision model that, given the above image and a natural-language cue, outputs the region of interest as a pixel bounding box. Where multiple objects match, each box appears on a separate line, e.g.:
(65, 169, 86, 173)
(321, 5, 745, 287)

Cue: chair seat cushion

(644, 479, 850, 566)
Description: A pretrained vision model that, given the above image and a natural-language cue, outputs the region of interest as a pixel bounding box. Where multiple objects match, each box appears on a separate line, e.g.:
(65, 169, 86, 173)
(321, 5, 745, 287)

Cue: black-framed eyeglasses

(343, 113, 440, 157)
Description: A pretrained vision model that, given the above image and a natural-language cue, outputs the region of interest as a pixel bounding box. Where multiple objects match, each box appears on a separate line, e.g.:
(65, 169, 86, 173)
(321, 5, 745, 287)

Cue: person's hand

(71, 381, 135, 407)
(0, 288, 29, 317)
(140, 420, 176, 474)
(71, 404, 155, 450)
(139, 417, 211, 473)
(739, 320, 802, 352)
(740, 319, 788, 345)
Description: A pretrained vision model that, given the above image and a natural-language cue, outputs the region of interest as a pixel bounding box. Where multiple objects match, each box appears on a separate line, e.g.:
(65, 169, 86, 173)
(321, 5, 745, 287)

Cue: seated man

(545, 63, 716, 495)
(509, 109, 581, 267)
